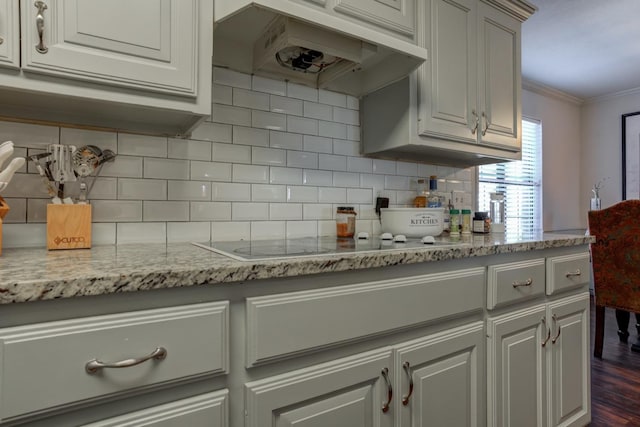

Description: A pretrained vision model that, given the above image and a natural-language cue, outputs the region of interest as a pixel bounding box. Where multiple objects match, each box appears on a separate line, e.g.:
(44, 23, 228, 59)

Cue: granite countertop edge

(0, 233, 594, 305)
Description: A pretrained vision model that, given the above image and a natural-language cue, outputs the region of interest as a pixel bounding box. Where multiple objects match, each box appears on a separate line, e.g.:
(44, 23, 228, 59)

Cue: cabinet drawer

(487, 259, 546, 309)
(81, 390, 229, 427)
(546, 252, 591, 295)
(246, 268, 485, 366)
(0, 302, 228, 421)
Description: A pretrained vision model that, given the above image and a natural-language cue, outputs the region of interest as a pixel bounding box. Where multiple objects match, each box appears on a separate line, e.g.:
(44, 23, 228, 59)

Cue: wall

(581, 89, 640, 225)
(1, 68, 472, 248)
(522, 87, 583, 231)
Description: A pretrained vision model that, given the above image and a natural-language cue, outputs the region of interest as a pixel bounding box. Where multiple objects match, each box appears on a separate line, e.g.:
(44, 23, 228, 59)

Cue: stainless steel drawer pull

(481, 112, 490, 136)
(401, 361, 414, 405)
(85, 347, 167, 374)
(0, 37, 4, 45)
(541, 317, 551, 347)
(551, 314, 561, 344)
(471, 110, 479, 135)
(565, 269, 581, 277)
(34, 1, 48, 54)
(512, 278, 533, 288)
(381, 367, 393, 413)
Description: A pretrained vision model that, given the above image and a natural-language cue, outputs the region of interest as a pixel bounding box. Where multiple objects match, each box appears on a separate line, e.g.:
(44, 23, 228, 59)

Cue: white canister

(380, 207, 444, 237)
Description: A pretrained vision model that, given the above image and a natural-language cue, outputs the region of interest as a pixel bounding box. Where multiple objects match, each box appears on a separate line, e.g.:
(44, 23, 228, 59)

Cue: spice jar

(449, 209, 460, 235)
(461, 209, 472, 234)
(336, 206, 357, 238)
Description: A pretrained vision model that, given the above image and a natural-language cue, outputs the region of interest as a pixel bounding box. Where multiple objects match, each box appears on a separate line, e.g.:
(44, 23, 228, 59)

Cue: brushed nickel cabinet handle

(0, 37, 4, 45)
(481, 112, 490, 136)
(512, 278, 533, 288)
(381, 367, 393, 413)
(471, 110, 479, 135)
(85, 347, 167, 374)
(401, 361, 414, 405)
(565, 269, 581, 277)
(541, 317, 551, 347)
(552, 314, 561, 344)
(34, 1, 48, 54)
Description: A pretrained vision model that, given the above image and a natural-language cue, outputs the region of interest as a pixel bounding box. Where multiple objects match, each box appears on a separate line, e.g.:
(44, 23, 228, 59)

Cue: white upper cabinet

(332, 0, 416, 37)
(0, 0, 19, 69)
(21, 0, 198, 97)
(0, 0, 212, 136)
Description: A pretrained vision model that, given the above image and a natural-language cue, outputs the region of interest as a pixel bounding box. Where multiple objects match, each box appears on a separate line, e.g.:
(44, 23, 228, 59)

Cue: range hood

(212, 1, 428, 97)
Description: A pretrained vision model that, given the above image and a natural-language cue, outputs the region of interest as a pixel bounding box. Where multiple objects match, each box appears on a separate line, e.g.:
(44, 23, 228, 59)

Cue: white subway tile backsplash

(333, 107, 359, 125)
(270, 167, 303, 185)
(26, 198, 47, 223)
(168, 139, 212, 160)
(252, 75, 286, 96)
(118, 134, 167, 158)
(191, 202, 232, 221)
(270, 203, 302, 220)
(144, 158, 190, 180)
(318, 121, 347, 139)
(117, 222, 166, 244)
(2, 198, 26, 223)
(303, 101, 333, 121)
(212, 142, 251, 163)
(287, 116, 318, 135)
(318, 220, 337, 237)
(288, 151, 318, 169)
(91, 200, 143, 222)
(252, 147, 286, 166)
(118, 178, 167, 200)
(271, 96, 303, 116)
(232, 202, 269, 220)
(252, 184, 286, 202)
(287, 186, 318, 203)
(251, 221, 285, 240)
(4, 173, 52, 198)
(167, 222, 211, 243)
(61, 128, 117, 153)
(347, 125, 361, 142)
(92, 223, 117, 246)
(167, 181, 211, 201)
(233, 88, 270, 111)
(360, 173, 385, 191)
(347, 188, 373, 204)
(192, 122, 232, 143)
(318, 187, 346, 203)
(417, 164, 437, 178)
(212, 182, 251, 201)
(357, 204, 377, 220)
(213, 67, 251, 89)
(397, 190, 416, 205)
(143, 201, 189, 222)
(385, 175, 410, 191)
(0, 122, 57, 149)
(287, 221, 317, 238)
(396, 161, 418, 177)
(65, 177, 117, 200)
(348, 157, 373, 174)
(270, 131, 302, 150)
(252, 110, 287, 131)
(333, 139, 360, 156)
(232, 164, 269, 183)
(211, 104, 252, 126)
(287, 83, 318, 101)
(190, 161, 232, 181)
(101, 156, 144, 178)
(373, 159, 396, 175)
(303, 203, 333, 220)
(319, 89, 346, 107)
(233, 126, 269, 147)
(303, 136, 333, 153)
(355, 219, 373, 236)
(211, 221, 250, 241)
(346, 95, 359, 110)
(318, 154, 346, 171)
(212, 84, 233, 105)
(303, 169, 332, 186)
(333, 172, 359, 187)
(3, 224, 47, 247)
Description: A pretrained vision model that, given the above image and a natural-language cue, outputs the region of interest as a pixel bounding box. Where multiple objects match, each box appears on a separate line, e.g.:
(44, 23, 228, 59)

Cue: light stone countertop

(0, 232, 593, 304)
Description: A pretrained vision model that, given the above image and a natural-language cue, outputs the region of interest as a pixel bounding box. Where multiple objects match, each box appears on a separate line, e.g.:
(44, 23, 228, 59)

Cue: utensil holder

(47, 204, 92, 250)
(0, 196, 9, 256)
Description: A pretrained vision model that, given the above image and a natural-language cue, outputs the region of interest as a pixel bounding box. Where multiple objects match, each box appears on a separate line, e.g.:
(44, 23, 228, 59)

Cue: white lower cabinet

(245, 322, 484, 427)
(487, 293, 590, 427)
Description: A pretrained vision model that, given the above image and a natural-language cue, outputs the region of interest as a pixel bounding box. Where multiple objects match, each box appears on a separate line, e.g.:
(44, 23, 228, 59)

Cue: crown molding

(522, 79, 584, 106)
(585, 85, 640, 104)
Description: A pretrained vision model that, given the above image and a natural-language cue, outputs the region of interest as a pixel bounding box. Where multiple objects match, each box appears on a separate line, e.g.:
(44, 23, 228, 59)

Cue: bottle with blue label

(427, 175, 441, 208)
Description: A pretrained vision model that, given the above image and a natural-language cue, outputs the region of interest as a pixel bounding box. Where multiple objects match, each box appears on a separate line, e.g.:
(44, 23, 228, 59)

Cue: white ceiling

(521, 0, 640, 100)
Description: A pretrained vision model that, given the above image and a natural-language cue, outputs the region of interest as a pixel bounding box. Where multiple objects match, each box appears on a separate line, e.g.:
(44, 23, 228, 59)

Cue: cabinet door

(333, 0, 415, 37)
(488, 304, 547, 427)
(547, 294, 590, 427)
(417, 0, 477, 144)
(0, 0, 19, 69)
(477, 2, 521, 150)
(20, 0, 198, 96)
(395, 322, 484, 427)
(245, 348, 394, 427)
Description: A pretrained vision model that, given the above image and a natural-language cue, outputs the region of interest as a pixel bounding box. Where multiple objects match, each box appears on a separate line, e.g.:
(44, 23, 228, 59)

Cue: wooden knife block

(0, 197, 9, 256)
(47, 204, 92, 250)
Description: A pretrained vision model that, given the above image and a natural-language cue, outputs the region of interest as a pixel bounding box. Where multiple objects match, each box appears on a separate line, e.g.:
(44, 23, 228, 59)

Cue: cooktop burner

(192, 235, 463, 261)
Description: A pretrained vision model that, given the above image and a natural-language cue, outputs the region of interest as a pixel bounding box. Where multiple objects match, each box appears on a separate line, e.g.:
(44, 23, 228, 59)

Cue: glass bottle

(490, 193, 505, 232)
(413, 179, 428, 208)
(450, 209, 460, 235)
(427, 175, 441, 207)
(461, 209, 472, 234)
(336, 206, 357, 238)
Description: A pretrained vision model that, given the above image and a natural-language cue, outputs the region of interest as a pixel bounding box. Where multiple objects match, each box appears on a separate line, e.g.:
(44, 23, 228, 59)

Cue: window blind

(477, 118, 542, 235)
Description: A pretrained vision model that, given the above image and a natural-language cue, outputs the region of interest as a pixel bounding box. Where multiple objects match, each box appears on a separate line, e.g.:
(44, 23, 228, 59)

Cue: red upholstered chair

(588, 200, 640, 358)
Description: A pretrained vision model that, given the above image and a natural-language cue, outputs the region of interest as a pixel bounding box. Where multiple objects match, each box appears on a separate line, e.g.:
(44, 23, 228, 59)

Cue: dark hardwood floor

(590, 299, 640, 426)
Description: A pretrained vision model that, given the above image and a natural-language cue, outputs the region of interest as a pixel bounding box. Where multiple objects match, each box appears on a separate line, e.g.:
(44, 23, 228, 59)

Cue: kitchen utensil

(0, 141, 15, 171)
(48, 144, 77, 184)
(85, 149, 116, 200)
(28, 152, 57, 197)
(379, 207, 445, 237)
(0, 157, 26, 193)
(73, 145, 103, 203)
